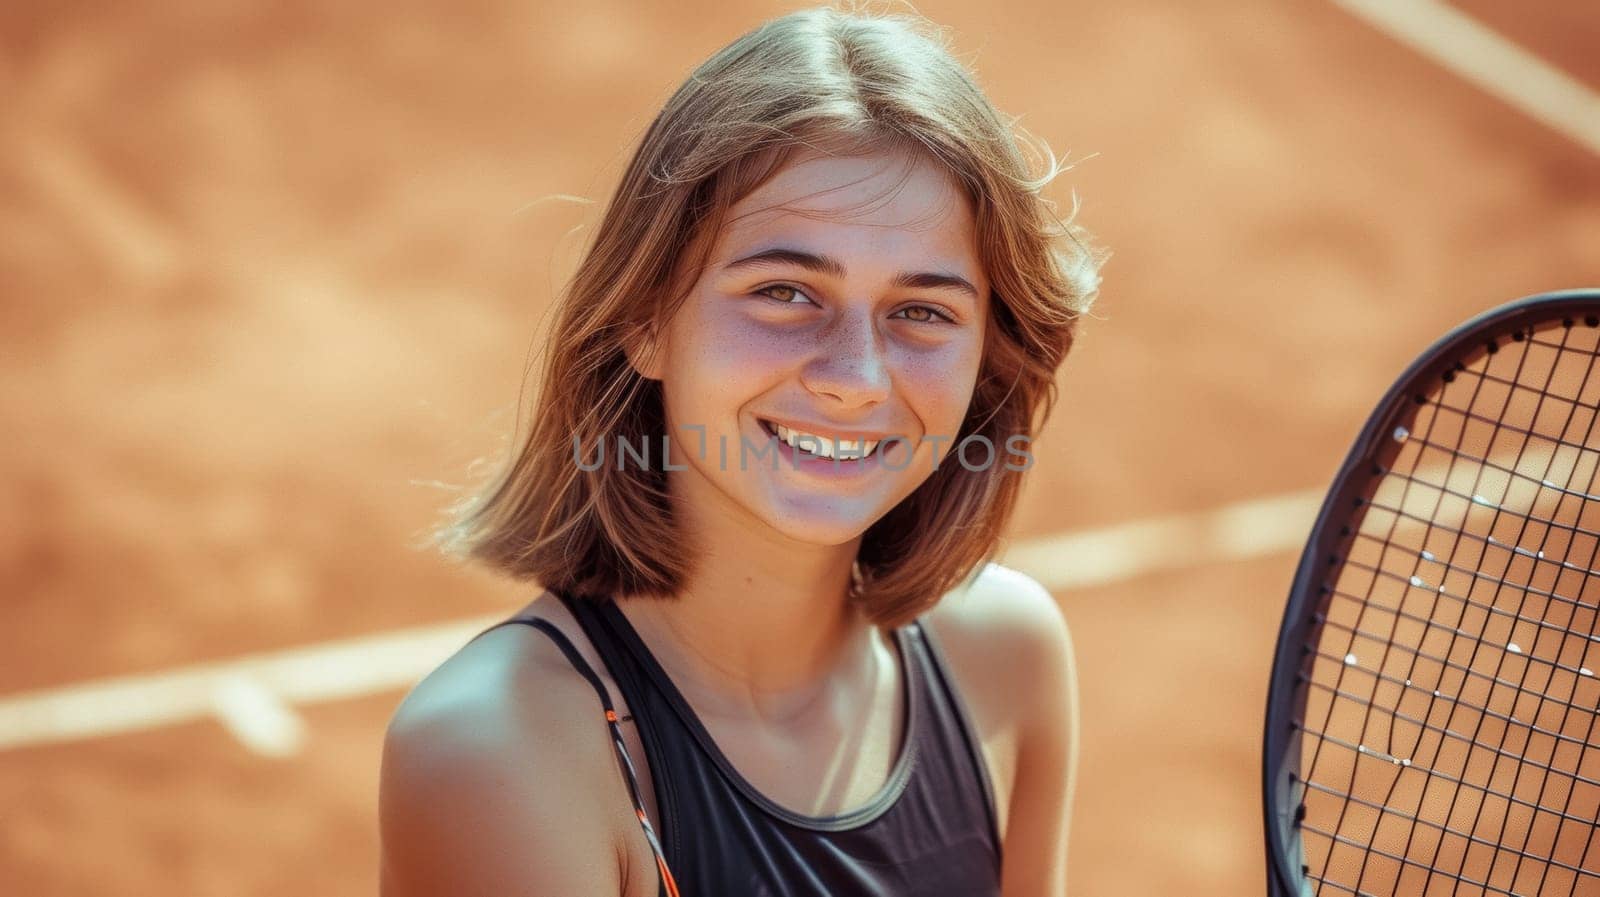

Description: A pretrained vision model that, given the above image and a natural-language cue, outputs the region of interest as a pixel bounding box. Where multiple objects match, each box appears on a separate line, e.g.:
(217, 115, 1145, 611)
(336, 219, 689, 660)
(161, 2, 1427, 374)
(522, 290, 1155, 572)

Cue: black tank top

(479, 591, 1003, 896)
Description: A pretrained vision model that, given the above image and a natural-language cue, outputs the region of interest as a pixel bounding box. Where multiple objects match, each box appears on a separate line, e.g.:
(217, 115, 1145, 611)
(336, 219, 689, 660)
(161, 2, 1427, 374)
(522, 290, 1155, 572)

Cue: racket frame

(1262, 288, 1600, 897)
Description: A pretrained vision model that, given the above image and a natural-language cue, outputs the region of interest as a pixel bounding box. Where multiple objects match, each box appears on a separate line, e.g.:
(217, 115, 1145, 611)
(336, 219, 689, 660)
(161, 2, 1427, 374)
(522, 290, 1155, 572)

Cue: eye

(753, 284, 815, 306)
(893, 305, 956, 325)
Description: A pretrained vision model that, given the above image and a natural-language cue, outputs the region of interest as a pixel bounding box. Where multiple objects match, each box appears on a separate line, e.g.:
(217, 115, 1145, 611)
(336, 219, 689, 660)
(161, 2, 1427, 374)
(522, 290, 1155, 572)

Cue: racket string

(1294, 318, 1600, 895)
(1424, 374, 1591, 892)
(1328, 370, 1485, 893)
(1361, 499, 1600, 594)
(1303, 822, 1556, 897)
(1384, 432, 1600, 505)
(1444, 326, 1600, 897)
(1424, 401, 1600, 461)
(1301, 870, 1384, 897)
(1296, 642, 1600, 827)
(1331, 553, 1600, 649)
(1371, 467, 1600, 544)
(1312, 595, 1600, 691)
(1343, 534, 1600, 620)
(1299, 775, 1600, 872)
(1297, 670, 1600, 783)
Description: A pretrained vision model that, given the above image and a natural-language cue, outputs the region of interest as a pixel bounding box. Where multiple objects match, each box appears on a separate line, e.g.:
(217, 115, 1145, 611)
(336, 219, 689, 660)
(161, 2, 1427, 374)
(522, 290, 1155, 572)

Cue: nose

(799, 308, 892, 408)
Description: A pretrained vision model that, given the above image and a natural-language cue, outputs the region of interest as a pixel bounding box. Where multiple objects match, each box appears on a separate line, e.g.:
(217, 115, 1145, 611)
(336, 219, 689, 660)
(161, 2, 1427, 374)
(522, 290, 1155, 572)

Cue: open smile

(756, 418, 890, 472)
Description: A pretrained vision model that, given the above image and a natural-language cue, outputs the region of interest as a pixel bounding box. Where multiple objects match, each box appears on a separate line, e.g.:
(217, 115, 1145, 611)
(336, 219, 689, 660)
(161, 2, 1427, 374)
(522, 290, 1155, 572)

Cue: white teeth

(771, 424, 879, 460)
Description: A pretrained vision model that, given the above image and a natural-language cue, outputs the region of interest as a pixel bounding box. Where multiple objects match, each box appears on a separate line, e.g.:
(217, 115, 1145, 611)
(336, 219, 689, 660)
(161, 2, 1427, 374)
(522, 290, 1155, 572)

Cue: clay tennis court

(2, 1, 1597, 894)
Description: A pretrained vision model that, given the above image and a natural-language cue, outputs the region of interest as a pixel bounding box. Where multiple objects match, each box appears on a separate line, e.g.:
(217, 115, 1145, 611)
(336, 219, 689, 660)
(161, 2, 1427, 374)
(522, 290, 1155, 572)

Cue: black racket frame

(1263, 288, 1600, 897)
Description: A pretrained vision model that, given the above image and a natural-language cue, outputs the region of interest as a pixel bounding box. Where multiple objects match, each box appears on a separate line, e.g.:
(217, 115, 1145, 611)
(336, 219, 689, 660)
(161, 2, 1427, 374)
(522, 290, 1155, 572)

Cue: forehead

(712, 148, 982, 272)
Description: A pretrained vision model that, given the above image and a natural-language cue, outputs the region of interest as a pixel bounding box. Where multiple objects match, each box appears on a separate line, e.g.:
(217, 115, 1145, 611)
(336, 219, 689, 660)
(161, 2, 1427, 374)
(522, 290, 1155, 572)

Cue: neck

(615, 469, 886, 723)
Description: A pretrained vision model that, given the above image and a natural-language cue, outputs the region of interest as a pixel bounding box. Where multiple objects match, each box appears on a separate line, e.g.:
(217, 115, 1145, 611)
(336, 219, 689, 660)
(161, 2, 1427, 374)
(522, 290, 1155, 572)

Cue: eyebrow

(721, 247, 980, 300)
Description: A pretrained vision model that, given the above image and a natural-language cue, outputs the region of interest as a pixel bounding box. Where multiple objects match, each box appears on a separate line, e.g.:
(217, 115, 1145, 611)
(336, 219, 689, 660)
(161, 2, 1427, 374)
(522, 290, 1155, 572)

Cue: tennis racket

(1264, 288, 1600, 897)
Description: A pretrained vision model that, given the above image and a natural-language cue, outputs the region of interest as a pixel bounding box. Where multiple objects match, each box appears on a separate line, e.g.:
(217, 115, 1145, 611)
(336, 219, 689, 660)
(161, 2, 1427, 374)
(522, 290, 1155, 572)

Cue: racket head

(1264, 288, 1600, 897)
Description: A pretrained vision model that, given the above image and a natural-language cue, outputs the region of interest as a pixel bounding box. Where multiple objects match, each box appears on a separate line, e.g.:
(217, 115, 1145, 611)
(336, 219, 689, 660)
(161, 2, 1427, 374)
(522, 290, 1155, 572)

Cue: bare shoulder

(920, 562, 1079, 851)
(923, 562, 1076, 708)
(928, 562, 1064, 628)
(377, 596, 635, 897)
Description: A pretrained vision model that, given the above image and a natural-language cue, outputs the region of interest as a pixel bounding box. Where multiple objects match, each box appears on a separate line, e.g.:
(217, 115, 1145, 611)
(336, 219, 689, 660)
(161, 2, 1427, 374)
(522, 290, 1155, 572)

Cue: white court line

(0, 619, 499, 754)
(14, 129, 182, 281)
(210, 676, 308, 758)
(1332, 0, 1600, 155)
(997, 489, 1325, 591)
(0, 489, 1326, 755)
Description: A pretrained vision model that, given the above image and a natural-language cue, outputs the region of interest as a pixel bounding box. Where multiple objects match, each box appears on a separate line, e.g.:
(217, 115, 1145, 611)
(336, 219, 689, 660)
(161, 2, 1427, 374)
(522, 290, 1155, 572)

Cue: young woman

(379, 7, 1101, 896)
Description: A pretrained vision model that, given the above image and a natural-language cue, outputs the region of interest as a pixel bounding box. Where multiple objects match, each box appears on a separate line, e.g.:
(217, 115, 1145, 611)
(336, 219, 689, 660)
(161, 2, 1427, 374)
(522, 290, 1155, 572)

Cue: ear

(623, 320, 666, 382)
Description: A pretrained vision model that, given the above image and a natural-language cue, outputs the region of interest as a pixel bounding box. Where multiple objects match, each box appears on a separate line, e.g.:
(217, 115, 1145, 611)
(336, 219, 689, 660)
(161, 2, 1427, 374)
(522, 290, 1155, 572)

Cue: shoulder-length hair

(433, 5, 1103, 629)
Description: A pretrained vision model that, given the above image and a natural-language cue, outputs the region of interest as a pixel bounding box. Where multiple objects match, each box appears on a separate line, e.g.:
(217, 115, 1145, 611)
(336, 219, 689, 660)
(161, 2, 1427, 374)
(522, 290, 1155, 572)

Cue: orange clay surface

(2, 1, 1597, 895)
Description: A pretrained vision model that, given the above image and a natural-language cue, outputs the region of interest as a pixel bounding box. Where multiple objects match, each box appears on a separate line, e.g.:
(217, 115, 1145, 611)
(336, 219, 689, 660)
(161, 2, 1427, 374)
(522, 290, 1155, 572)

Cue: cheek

(706, 315, 810, 372)
(661, 306, 807, 414)
(895, 339, 980, 381)
(895, 339, 985, 425)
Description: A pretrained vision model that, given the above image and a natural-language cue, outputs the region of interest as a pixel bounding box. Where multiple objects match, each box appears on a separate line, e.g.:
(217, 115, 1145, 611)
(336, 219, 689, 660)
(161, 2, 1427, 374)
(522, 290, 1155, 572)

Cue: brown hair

(433, 5, 1104, 628)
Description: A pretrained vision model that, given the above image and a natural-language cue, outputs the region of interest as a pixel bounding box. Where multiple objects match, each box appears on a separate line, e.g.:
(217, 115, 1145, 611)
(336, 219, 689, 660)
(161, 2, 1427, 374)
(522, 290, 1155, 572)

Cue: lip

(754, 417, 890, 476)
(758, 415, 896, 443)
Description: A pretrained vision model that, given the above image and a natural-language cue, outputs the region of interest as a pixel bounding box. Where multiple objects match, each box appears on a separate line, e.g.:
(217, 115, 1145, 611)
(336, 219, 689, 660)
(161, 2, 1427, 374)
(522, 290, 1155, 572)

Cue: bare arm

(378, 653, 630, 897)
(993, 570, 1081, 897)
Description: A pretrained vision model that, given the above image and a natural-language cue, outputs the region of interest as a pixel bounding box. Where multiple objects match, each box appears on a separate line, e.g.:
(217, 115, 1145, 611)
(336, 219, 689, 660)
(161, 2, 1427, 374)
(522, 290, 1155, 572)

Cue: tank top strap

(471, 602, 682, 897)
(904, 618, 1003, 854)
(557, 591, 687, 868)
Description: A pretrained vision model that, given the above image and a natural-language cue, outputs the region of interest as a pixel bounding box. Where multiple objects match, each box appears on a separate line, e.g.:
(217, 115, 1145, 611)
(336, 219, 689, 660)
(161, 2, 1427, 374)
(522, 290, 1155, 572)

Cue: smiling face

(633, 146, 990, 547)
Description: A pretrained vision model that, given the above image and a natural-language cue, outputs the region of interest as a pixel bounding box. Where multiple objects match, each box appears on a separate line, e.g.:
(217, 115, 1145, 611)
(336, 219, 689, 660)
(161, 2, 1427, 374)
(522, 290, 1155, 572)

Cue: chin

(758, 504, 877, 547)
